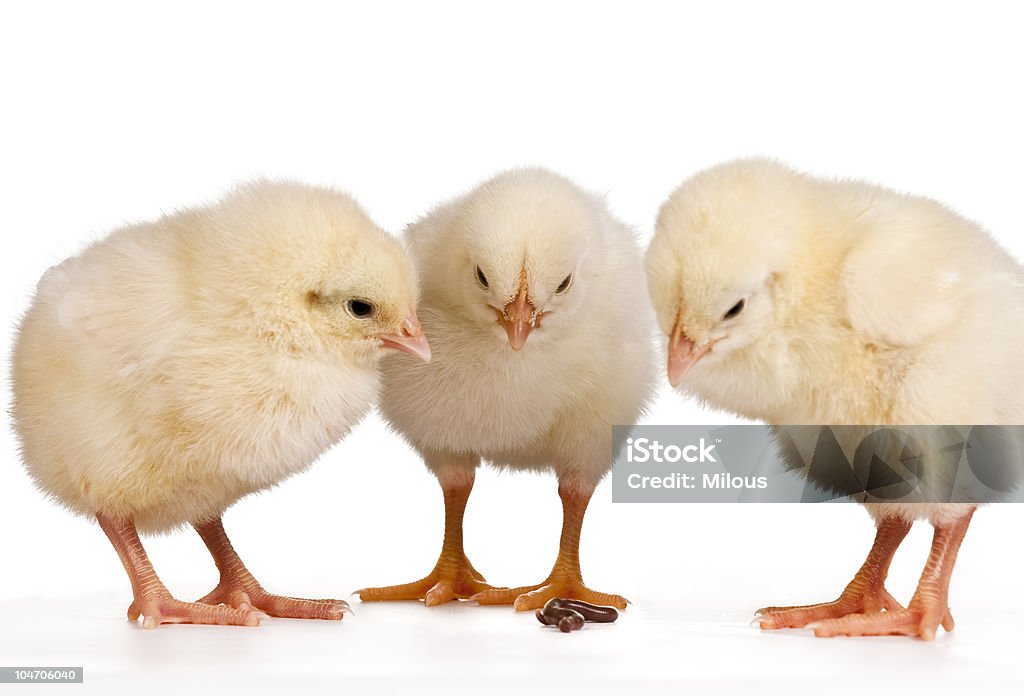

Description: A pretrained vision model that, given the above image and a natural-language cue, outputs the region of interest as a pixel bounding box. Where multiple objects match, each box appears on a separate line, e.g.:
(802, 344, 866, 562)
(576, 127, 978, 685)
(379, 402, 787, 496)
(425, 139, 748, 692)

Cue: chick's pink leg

(194, 517, 349, 620)
(756, 515, 911, 630)
(472, 476, 628, 611)
(96, 513, 260, 629)
(356, 465, 496, 606)
(812, 509, 973, 640)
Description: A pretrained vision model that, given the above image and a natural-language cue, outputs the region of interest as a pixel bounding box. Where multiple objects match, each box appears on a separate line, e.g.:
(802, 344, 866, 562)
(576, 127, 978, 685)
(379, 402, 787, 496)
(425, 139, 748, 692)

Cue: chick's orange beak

(667, 317, 711, 387)
(500, 285, 534, 350)
(380, 313, 431, 362)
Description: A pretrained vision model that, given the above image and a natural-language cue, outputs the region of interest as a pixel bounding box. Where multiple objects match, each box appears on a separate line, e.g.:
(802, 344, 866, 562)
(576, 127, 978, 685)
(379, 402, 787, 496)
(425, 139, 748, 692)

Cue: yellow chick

(357, 168, 656, 610)
(646, 159, 1024, 639)
(11, 182, 430, 628)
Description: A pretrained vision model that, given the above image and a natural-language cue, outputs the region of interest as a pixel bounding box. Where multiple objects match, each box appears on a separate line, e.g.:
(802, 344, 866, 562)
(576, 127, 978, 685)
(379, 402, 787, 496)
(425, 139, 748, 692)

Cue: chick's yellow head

(449, 168, 600, 351)
(647, 159, 811, 386)
(206, 181, 429, 366)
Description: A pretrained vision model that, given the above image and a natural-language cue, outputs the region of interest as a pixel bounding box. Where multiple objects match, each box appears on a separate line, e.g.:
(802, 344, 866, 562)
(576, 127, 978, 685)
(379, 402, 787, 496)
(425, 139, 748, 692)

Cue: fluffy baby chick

(646, 158, 1024, 639)
(11, 182, 429, 628)
(357, 168, 656, 610)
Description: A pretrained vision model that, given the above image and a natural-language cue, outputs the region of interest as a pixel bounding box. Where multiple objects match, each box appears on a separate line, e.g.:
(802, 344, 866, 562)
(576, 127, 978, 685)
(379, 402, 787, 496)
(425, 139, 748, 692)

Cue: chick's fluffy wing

(41, 229, 192, 383)
(840, 200, 968, 348)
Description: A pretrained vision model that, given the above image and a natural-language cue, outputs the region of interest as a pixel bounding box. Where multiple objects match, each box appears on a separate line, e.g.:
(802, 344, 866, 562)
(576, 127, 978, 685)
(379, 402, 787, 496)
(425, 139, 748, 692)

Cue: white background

(2, 1, 1023, 694)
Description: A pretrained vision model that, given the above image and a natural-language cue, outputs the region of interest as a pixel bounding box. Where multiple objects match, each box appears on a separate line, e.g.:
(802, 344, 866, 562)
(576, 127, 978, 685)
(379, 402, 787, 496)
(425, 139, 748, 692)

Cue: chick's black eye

(556, 274, 573, 294)
(723, 299, 745, 320)
(475, 266, 489, 289)
(347, 299, 375, 318)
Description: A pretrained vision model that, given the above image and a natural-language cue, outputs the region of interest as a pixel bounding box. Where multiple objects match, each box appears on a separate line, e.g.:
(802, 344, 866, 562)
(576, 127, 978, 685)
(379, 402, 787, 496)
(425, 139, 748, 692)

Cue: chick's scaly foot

(811, 604, 955, 640)
(756, 515, 919, 631)
(755, 586, 904, 630)
(356, 555, 496, 606)
(472, 577, 629, 611)
(198, 584, 349, 621)
(128, 591, 261, 629)
(193, 517, 348, 621)
(810, 511, 973, 640)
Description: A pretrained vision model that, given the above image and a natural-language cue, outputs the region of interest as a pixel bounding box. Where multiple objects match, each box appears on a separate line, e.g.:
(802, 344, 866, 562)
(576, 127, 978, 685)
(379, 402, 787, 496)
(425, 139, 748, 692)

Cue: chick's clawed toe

(472, 480, 629, 611)
(472, 578, 628, 611)
(809, 513, 971, 640)
(128, 592, 261, 629)
(194, 517, 348, 620)
(756, 515, 913, 632)
(755, 586, 904, 630)
(198, 586, 348, 621)
(357, 554, 497, 606)
(810, 604, 955, 640)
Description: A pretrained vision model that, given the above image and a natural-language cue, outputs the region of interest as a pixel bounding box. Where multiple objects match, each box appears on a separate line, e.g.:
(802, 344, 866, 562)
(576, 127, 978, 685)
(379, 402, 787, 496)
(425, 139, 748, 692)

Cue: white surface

(2, 1, 1024, 693)
(1, 561, 1022, 695)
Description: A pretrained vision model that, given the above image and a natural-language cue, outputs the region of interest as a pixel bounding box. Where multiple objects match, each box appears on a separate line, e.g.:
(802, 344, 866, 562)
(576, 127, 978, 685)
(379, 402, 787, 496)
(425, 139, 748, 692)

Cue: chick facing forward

(11, 182, 429, 628)
(356, 169, 656, 610)
(646, 159, 1024, 639)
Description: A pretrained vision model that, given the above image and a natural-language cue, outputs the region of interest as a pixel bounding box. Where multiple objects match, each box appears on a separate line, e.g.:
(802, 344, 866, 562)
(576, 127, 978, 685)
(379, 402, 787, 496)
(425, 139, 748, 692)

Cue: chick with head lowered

(646, 159, 1024, 639)
(357, 169, 656, 610)
(12, 182, 430, 628)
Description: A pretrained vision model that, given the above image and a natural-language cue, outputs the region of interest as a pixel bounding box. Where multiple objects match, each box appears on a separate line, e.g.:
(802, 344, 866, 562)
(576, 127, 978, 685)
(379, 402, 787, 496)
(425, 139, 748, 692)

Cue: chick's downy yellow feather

(13, 181, 421, 533)
(358, 169, 657, 610)
(647, 158, 1024, 639)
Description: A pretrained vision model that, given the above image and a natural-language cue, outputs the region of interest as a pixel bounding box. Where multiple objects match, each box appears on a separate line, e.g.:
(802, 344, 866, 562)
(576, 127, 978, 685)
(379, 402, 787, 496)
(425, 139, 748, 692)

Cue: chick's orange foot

(356, 555, 496, 606)
(469, 479, 627, 611)
(472, 577, 628, 611)
(356, 466, 497, 606)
